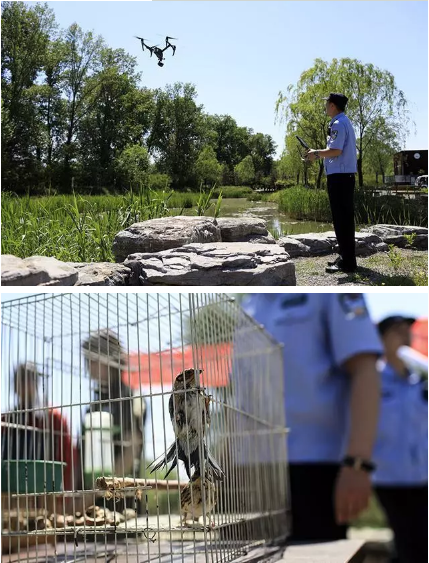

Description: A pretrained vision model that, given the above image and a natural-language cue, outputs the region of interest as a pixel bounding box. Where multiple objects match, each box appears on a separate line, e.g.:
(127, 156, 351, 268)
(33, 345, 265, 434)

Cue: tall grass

(276, 187, 332, 222)
(275, 187, 428, 227)
(1, 188, 222, 263)
(212, 186, 253, 198)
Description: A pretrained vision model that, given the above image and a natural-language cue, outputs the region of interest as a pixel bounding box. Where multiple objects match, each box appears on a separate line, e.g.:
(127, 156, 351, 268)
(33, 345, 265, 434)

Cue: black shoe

(327, 256, 342, 266)
(325, 262, 357, 274)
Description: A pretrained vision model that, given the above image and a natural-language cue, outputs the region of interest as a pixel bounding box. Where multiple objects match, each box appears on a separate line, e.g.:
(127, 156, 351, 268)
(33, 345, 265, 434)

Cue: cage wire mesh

(1, 293, 290, 563)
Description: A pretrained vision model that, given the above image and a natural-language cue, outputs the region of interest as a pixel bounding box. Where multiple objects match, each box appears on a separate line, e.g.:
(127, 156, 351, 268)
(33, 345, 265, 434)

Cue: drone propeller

(166, 36, 178, 40)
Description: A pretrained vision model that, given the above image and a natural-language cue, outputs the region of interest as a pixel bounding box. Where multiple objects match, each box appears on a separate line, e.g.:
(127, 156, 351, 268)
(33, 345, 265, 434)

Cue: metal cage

(1, 292, 290, 563)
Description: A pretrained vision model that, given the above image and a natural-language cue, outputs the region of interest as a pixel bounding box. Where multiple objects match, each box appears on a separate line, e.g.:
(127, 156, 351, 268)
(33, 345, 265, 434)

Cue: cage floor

(2, 514, 281, 563)
(2, 538, 260, 563)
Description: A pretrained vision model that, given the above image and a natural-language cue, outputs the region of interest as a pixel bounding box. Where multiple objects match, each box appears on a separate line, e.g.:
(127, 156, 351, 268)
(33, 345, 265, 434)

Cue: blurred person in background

(79, 330, 146, 511)
(1, 362, 75, 509)
(372, 316, 428, 563)
(238, 293, 383, 542)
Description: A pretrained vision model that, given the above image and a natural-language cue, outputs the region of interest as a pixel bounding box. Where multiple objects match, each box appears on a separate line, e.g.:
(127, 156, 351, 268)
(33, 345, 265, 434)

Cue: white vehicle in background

(415, 175, 428, 189)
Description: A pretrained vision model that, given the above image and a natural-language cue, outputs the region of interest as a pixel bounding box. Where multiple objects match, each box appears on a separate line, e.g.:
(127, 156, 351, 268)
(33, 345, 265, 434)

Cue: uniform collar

(382, 361, 420, 384)
(330, 112, 344, 125)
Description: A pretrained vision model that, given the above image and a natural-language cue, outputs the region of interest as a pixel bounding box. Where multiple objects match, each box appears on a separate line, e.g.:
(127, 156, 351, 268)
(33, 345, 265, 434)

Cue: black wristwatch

(342, 455, 376, 473)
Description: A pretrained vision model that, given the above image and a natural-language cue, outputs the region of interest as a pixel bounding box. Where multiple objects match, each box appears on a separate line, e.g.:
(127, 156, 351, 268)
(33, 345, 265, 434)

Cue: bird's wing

(203, 393, 211, 426)
(168, 393, 174, 422)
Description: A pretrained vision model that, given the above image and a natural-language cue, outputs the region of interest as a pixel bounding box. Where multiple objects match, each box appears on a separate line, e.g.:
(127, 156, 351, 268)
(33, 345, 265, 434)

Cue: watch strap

(342, 455, 376, 473)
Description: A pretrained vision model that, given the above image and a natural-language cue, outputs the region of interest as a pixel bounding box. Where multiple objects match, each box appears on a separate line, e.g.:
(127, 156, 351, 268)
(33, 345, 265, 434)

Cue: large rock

(112, 216, 221, 262)
(2, 255, 78, 286)
(216, 217, 275, 244)
(361, 225, 428, 249)
(124, 242, 296, 286)
(67, 262, 132, 286)
(278, 230, 386, 258)
(413, 234, 428, 250)
(363, 224, 428, 237)
(277, 237, 311, 257)
(287, 233, 335, 255)
(338, 231, 384, 257)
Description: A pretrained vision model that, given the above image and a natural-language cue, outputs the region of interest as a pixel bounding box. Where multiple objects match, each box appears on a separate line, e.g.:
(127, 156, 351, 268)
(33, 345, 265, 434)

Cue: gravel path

(294, 249, 427, 286)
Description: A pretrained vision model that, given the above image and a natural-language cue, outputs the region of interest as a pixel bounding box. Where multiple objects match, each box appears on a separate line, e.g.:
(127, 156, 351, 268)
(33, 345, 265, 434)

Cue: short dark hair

(378, 315, 416, 336)
(322, 92, 349, 111)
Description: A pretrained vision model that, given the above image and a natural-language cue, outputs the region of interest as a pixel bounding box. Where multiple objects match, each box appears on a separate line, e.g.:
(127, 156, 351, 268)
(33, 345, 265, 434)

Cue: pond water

(177, 198, 332, 237)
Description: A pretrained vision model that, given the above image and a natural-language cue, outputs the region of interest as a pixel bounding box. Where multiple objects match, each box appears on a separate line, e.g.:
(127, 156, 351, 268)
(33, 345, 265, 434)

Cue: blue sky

(27, 1, 428, 157)
(364, 292, 427, 322)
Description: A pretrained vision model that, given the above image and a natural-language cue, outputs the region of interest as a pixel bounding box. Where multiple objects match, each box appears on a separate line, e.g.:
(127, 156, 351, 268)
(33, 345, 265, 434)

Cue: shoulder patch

(338, 294, 368, 319)
(331, 130, 338, 140)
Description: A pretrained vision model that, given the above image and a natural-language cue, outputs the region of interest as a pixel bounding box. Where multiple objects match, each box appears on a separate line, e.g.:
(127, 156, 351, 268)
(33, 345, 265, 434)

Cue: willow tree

(276, 58, 411, 187)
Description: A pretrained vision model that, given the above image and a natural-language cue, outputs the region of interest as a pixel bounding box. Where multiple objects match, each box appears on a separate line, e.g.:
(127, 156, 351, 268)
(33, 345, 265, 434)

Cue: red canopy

(122, 317, 428, 390)
(411, 317, 428, 357)
(122, 343, 232, 390)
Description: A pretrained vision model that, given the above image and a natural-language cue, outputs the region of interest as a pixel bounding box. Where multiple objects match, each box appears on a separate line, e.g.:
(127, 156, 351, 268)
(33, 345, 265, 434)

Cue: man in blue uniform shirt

(373, 316, 428, 563)
(306, 93, 358, 274)
(238, 293, 383, 542)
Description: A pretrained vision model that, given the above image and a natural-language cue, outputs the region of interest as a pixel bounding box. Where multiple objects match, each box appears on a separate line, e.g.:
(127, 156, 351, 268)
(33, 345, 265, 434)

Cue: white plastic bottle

(84, 411, 114, 488)
(397, 345, 428, 376)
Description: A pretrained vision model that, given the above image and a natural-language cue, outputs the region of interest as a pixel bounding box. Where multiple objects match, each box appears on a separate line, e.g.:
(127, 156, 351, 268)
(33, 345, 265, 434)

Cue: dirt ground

(294, 249, 428, 286)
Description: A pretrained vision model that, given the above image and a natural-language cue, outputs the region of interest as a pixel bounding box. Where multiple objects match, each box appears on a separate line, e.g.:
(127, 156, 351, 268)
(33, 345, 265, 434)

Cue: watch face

(414, 153, 421, 159)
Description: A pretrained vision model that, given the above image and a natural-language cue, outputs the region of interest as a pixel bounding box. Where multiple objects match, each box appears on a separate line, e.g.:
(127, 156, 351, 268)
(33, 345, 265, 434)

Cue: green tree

(35, 38, 68, 190)
(276, 58, 410, 188)
(115, 144, 150, 190)
(61, 23, 103, 190)
(234, 155, 255, 186)
(195, 146, 222, 187)
(203, 114, 252, 171)
(364, 122, 399, 185)
(1, 1, 56, 192)
(276, 65, 331, 189)
(147, 82, 206, 190)
(249, 132, 277, 182)
(278, 134, 308, 186)
(77, 47, 154, 189)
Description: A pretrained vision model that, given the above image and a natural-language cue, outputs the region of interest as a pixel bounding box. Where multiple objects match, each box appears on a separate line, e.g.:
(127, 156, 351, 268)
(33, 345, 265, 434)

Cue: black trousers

(327, 173, 356, 269)
(289, 463, 348, 542)
(374, 485, 428, 563)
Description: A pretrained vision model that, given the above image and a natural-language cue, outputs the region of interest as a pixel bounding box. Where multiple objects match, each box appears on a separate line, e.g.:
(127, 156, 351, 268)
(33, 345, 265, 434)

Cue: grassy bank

(0, 190, 201, 262)
(294, 248, 428, 286)
(269, 187, 428, 227)
(0, 186, 255, 261)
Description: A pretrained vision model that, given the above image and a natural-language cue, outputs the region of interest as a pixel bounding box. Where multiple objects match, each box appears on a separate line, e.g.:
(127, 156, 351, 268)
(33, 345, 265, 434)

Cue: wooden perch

(95, 477, 186, 502)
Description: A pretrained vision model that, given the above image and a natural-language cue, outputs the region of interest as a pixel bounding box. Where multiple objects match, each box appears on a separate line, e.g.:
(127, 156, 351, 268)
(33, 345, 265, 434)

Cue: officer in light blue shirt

(324, 110, 357, 175)
(239, 293, 383, 542)
(306, 93, 358, 274)
(372, 315, 428, 563)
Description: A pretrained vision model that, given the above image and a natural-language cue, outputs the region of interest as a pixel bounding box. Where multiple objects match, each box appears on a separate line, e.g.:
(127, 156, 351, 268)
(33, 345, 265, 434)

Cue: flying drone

(135, 35, 177, 67)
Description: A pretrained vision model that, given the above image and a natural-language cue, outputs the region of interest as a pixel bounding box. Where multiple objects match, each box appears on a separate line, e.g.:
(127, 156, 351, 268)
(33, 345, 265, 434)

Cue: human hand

(305, 149, 319, 162)
(334, 465, 371, 524)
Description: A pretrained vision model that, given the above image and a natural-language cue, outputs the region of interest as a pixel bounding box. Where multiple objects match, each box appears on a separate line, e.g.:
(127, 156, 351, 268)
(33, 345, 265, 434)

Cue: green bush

(212, 186, 253, 198)
(148, 174, 172, 191)
(168, 192, 198, 209)
(247, 193, 263, 202)
(275, 179, 295, 190)
(274, 186, 428, 227)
